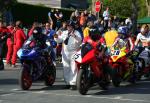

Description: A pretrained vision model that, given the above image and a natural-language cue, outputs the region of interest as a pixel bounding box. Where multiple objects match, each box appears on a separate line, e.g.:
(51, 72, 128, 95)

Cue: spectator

(56, 21, 67, 62)
(48, 12, 54, 29)
(112, 16, 119, 30)
(0, 20, 11, 70)
(70, 12, 78, 22)
(11, 21, 27, 67)
(54, 9, 63, 30)
(103, 7, 110, 30)
(87, 11, 96, 22)
(6, 22, 15, 66)
(79, 12, 86, 28)
(28, 22, 39, 38)
(83, 20, 94, 38)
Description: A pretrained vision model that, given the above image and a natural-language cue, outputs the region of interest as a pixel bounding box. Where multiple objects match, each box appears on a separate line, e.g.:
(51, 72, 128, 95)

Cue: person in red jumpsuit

(0, 20, 11, 70)
(11, 21, 27, 67)
(6, 22, 15, 65)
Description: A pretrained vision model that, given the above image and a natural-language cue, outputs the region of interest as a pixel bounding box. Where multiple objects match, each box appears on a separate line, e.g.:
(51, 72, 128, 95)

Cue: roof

(137, 17, 150, 24)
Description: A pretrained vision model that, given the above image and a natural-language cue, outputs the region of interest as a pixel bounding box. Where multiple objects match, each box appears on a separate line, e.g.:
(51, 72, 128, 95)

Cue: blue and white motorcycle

(17, 41, 56, 90)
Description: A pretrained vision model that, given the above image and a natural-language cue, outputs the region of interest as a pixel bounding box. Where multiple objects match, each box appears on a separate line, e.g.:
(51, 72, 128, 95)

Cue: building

(17, 0, 88, 9)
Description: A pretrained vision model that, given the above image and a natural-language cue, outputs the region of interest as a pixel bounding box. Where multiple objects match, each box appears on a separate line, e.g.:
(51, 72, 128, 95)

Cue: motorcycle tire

(0, 59, 4, 70)
(77, 68, 89, 95)
(44, 65, 56, 86)
(136, 59, 145, 80)
(19, 64, 32, 90)
(98, 75, 110, 90)
(112, 69, 121, 87)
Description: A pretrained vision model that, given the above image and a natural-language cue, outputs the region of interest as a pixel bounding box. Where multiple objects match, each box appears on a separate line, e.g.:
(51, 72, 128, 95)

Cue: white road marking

(0, 93, 14, 97)
(10, 89, 20, 91)
(33, 91, 45, 94)
(32, 91, 150, 103)
(114, 96, 122, 99)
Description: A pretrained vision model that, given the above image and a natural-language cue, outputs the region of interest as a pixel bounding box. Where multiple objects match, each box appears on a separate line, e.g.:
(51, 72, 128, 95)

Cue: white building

(17, 0, 88, 9)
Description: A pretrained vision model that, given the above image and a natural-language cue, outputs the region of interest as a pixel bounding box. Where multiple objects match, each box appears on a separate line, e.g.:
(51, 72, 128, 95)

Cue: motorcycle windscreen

(18, 48, 37, 60)
(82, 49, 95, 63)
(17, 49, 23, 59)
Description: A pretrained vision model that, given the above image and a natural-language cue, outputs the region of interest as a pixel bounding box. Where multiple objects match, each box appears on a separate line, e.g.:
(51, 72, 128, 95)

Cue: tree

(145, 0, 150, 16)
(103, 0, 132, 17)
(131, 0, 138, 34)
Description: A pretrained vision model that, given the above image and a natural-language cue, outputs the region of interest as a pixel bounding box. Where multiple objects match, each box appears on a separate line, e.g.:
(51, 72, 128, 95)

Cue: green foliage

(103, 0, 132, 17)
(102, 0, 147, 18)
(138, 0, 147, 19)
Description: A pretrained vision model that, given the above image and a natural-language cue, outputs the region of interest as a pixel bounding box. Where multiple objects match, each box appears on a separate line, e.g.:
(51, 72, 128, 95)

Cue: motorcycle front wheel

(77, 66, 90, 95)
(44, 65, 56, 86)
(19, 64, 32, 90)
(112, 69, 121, 87)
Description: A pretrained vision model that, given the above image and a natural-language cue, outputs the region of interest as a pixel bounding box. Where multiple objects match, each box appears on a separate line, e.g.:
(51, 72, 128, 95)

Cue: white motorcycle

(135, 47, 150, 79)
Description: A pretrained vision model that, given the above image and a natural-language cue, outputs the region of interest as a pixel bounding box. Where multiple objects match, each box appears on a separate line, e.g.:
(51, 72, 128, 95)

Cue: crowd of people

(0, 8, 150, 90)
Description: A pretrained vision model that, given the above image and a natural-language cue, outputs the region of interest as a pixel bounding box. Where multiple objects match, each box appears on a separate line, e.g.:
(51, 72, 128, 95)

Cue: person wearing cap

(11, 21, 27, 67)
(55, 20, 82, 90)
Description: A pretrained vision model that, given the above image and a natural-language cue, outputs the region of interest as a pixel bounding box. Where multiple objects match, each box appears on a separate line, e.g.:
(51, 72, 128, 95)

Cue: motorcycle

(73, 42, 110, 95)
(109, 47, 135, 87)
(17, 41, 56, 90)
(134, 47, 150, 79)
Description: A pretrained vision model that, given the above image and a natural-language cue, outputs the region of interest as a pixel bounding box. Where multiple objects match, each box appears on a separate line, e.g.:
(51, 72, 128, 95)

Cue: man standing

(55, 20, 82, 90)
(103, 7, 110, 30)
(11, 21, 26, 67)
(54, 9, 63, 30)
(6, 22, 15, 66)
(0, 20, 11, 70)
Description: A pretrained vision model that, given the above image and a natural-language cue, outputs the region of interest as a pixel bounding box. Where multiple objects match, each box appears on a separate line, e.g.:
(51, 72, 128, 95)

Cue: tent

(137, 17, 150, 24)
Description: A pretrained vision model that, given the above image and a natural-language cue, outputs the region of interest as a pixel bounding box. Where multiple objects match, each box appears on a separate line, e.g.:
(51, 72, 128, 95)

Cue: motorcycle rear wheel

(19, 64, 32, 90)
(77, 68, 89, 95)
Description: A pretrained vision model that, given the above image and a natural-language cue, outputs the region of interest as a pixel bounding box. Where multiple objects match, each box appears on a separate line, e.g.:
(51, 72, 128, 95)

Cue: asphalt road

(0, 64, 150, 103)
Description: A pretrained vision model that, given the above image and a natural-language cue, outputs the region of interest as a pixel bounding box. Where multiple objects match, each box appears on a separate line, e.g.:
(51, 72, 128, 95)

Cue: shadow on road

(29, 84, 69, 91)
(91, 80, 150, 95)
(0, 79, 18, 85)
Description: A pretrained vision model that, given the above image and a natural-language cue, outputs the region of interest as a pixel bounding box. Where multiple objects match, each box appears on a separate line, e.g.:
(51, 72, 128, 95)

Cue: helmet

(89, 26, 101, 41)
(33, 27, 42, 39)
(117, 26, 128, 35)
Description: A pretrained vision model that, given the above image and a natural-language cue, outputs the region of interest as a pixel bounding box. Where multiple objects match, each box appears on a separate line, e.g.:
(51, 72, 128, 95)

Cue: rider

(134, 24, 150, 51)
(83, 26, 110, 83)
(111, 26, 134, 52)
(83, 26, 106, 51)
(111, 26, 134, 75)
(25, 27, 56, 64)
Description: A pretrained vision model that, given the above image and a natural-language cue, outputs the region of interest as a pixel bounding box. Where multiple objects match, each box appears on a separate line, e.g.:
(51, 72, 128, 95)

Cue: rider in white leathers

(55, 21, 82, 90)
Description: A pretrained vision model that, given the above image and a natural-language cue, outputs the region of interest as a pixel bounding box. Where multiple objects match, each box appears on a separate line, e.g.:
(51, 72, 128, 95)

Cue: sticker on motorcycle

(73, 51, 82, 63)
(111, 50, 120, 56)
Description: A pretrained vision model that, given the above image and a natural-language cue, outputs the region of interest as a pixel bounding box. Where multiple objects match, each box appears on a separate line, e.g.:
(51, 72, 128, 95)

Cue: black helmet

(89, 26, 101, 41)
(33, 27, 42, 39)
